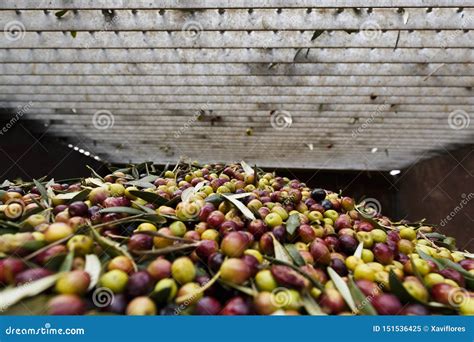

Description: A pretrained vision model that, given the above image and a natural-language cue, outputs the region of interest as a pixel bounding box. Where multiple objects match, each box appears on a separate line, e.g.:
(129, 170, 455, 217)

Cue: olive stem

(106, 234, 130, 241)
(417, 231, 441, 250)
(176, 271, 222, 304)
(132, 243, 199, 256)
(89, 214, 145, 229)
(263, 255, 324, 291)
(136, 230, 195, 244)
(24, 233, 74, 260)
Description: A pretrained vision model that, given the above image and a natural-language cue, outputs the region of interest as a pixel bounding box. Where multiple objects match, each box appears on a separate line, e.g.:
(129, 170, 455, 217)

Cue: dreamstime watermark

(0, 101, 33, 136)
(0, 199, 25, 220)
(427, 15, 472, 63)
(174, 279, 210, 315)
(360, 20, 382, 41)
(174, 102, 211, 138)
(447, 287, 470, 308)
(270, 287, 292, 308)
(439, 192, 473, 227)
(270, 110, 293, 130)
(3, 20, 26, 41)
(81, 13, 120, 49)
(359, 198, 382, 217)
(182, 20, 203, 41)
(448, 110, 471, 130)
(0, 278, 40, 313)
(353, 282, 385, 314)
(351, 103, 390, 138)
(174, 112, 201, 139)
(4, 323, 85, 336)
(92, 287, 114, 307)
(92, 110, 115, 130)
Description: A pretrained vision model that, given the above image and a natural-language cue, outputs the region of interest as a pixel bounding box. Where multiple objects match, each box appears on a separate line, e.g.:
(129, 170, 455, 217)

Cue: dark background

(1, 114, 473, 250)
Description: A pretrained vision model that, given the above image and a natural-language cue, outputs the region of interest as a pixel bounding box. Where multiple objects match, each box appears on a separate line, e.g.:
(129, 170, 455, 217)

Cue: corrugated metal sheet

(0, 0, 472, 170)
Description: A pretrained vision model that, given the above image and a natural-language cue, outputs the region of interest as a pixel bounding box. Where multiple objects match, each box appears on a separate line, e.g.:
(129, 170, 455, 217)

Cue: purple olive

(330, 258, 348, 276)
(68, 201, 89, 217)
(220, 297, 251, 315)
(338, 235, 358, 255)
(195, 240, 218, 262)
(15, 268, 53, 285)
(128, 234, 153, 251)
(195, 296, 222, 315)
(126, 271, 153, 297)
(53, 204, 68, 215)
(208, 252, 225, 273)
(105, 293, 128, 314)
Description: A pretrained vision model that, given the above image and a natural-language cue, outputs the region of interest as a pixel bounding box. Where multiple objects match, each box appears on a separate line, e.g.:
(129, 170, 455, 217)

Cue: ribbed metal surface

(0, 1, 472, 170)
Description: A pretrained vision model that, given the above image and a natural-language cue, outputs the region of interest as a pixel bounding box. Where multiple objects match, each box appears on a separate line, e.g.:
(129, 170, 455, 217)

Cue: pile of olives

(0, 162, 472, 315)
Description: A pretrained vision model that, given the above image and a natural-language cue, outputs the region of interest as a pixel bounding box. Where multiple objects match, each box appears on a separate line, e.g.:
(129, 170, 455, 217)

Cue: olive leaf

(84, 254, 101, 290)
(311, 30, 324, 41)
(0, 219, 22, 230)
(433, 258, 474, 290)
(347, 276, 377, 315)
(0, 273, 63, 311)
(388, 269, 414, 303)
(204, 193, 224, 206)
(90, 227, 137, 272)
(20, 239, 47, 251)
(388, 270, 450, 308)
(285, 213, 300, 235)
(416, 247, 474, 288)
(84, 177, 105, 187)
(354, 206, 384, 230)
(86, 165, 104, 181)
(181, 187, 196, 203)
(98, 207, 145, 216)
(416, 247, 443, 269)
(424, 232, 447, 240)
(44, 253, 68, 271)
(0, 295, 51, 315)
(0, 226, 20, 234)
(222, 194, 255, 220)
(20, 206, 45, 221)
(0, 181, 12, 188)
(139, 175, 159, 183)
(58, 250, 74, 272)
(301, 291, 326, 315)
(353, 241, 364, 259)
(33, 179, 49, 204)
(69, 188, 91, 203)
(240, 160, 254, 176)
(55, 9, 69, 18)
(284, 244, 306, 266)
(53, 188, 90, 203)
(128, 190, 169, 206)
(141, 213, 167, 224)
(225, 192, 253, 200)
(270, 233, 293, 264)
(131, 201, 156, 214)
(461, 251, 474, 259)
(327, 266, 357, 313)
(150, 286, 172, 304)
(126, 180, 156, 189)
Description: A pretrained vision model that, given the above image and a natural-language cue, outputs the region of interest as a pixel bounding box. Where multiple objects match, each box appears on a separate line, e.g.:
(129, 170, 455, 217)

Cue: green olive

(99, 270, 129, 293)
(171, 257, 196, 284)
(67, 235, 94, 255)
